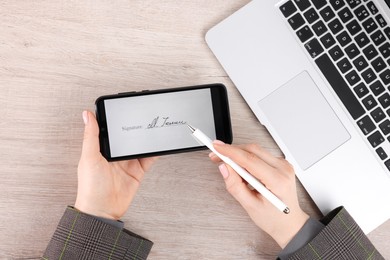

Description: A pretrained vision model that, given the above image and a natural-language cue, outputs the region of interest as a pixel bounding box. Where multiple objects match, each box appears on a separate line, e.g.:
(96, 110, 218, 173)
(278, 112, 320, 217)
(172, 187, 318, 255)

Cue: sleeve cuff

(43, 206, 153, 259)
(278, 217, 325, 260)
(71, 206, 125, 229)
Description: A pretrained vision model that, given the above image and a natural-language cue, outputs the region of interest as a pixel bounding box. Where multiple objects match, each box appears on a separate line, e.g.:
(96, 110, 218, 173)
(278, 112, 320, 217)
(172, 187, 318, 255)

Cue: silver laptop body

(206, 0, 390, 233)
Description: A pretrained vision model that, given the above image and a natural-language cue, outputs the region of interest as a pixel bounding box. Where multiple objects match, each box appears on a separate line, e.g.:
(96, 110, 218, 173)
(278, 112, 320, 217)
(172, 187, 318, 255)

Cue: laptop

(206, 0, 390, 234)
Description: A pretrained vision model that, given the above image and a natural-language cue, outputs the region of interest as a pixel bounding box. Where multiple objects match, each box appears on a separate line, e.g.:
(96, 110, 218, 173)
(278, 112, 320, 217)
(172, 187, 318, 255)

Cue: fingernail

(218, 164, 229, 179)
(213, 140, 225, 145)
(208, 152, 215, 158)
(82, 111, 89, 125)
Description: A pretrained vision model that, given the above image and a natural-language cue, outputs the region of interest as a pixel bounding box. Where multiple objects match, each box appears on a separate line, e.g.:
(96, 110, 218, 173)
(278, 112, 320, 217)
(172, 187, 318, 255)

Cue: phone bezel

(95, 83, 233, 161)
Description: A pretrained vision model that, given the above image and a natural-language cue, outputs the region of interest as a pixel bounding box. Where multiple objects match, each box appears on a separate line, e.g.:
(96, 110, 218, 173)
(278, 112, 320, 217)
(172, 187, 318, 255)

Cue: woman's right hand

(210, 141, 309, 249)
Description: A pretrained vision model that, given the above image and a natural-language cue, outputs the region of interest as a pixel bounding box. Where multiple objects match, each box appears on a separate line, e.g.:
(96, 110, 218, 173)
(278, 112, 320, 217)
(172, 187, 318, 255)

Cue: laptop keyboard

(280, 0, 390, 172)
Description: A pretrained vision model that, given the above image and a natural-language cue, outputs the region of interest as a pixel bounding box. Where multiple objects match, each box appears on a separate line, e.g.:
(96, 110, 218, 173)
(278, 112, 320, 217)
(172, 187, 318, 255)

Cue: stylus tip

(187, 124, 196, 133)
(283, 207, 290, 214)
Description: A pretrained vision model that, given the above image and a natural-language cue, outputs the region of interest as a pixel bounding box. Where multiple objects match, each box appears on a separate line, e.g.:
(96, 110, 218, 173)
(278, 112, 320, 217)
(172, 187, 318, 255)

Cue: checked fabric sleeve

(42, 207, 152, 260)
(285, 206, 384, 260)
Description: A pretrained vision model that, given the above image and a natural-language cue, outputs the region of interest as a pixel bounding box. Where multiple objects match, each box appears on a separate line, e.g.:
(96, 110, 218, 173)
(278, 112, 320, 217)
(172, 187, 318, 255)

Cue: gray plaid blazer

(286, 206, 384, 259)
(42, 207, 152, 260)
(43, 206, 383, 259)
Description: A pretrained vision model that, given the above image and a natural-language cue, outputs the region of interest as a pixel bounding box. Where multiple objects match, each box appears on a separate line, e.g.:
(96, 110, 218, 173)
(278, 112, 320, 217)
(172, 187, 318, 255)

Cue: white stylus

(187, 124, 290, 214)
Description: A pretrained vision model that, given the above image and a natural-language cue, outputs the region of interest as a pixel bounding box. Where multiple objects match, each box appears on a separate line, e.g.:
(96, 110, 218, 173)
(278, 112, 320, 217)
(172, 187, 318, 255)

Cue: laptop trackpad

(258, 71, 350, 170)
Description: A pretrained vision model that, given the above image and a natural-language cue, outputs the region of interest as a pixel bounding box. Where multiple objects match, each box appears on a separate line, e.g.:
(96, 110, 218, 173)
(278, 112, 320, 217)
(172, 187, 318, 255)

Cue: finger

(119, 156, 158, 178)
(213, 140, 281, 168)
(115, 160, 142, 182)
(210, 140, 224, 162)
(213, 142, 280, 186)
(209, 141, 252, 163)
(209, 152, 222, 163)
(139, 156, 159, 172)
(81, 110, 101, 160)
(219, 163, 262, 213)
(237, 143, 295, 180)
(237, 143, 282, 168)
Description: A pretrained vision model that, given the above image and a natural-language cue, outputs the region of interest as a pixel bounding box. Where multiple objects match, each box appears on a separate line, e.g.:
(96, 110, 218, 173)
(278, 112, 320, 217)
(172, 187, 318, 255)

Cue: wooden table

(1, 1, 389, 259)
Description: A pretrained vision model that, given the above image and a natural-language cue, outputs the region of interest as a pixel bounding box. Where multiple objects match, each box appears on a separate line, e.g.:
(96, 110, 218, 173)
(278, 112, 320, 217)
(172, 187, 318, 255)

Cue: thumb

(218, 163, 260, 212)
(81, 110, 101, 159)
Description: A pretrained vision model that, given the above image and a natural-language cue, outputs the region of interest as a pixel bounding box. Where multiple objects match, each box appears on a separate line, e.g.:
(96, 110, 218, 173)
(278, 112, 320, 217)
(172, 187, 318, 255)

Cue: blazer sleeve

(42, 207, 153, 260)
(285, 206, 384, 259)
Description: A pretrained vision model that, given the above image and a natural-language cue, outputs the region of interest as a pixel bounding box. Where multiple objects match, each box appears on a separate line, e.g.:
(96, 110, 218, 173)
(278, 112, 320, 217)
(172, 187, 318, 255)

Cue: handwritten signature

(147, 116, 187, 129)
(122, 116, 187, 131)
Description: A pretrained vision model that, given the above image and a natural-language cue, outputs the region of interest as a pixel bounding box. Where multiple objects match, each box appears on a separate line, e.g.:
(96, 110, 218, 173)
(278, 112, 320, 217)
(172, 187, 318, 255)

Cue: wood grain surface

(1, 1, 389, 259)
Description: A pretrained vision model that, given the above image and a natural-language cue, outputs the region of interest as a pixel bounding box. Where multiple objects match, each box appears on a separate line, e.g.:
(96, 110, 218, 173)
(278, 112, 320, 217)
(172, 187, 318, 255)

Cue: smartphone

(95, 83, 233, 161)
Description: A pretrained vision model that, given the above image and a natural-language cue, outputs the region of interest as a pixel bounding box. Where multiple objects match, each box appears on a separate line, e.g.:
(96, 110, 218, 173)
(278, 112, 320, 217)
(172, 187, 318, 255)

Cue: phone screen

(103, 88, 217, 158)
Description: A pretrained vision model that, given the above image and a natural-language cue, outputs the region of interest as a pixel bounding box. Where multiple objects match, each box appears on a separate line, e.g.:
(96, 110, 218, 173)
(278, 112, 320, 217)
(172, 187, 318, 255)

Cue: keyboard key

(362, 94, 378, 110)
(354, 5, 370, 21)
(329, 45, 344, 61)
(384, 27, 390, 40)
(379, 69, 390, 85)
(280, 1, 297, 17)
(368, 130, 385, 148)
(379, 43, 390, 58)
(328, 18, 344, 35)
(379, 119, 390, 135)
(371, 56, 386, 73)
(371, 30, 386, 46)
(375, 14, 387, 28)
(355, 32, 370, 48)
(338, 7, 354, 23)
(320, 6, 335, 22)
(304, 8, 320, 24)
(362, 18, 378, 34)
(357, 115, 376, 135)
(353, 82, 369, 97)
(346, 0, 362, 9)
(361, 68, 377, 84)
(371, 106, 386, 122)
(288, 13, 306, 30)
(379, 93, 390, 109)
(304, 38, 324, 58)
(297, 25, 314, 42)
(330, 0, 346, 11)
(346, 19, 362, 35)
(345, 43, 360, 59)
(312, 0, 327, 9)
(294, 0, 311, 11)
(369, 80, 385, 96)
(367, 1, 379, 15)
(320, 33, 336, 48)
(353, 55, 368, 71)
(385, 159, 390, 170)
(315, 54, 365, 119)
(336, 31, 352, 47)
(363, 44, 379, 60)
(312, 20, 328, 36)
(338, 57, 353, 73)
(376, 147, 388, 160)
(346, 70, 361, 85)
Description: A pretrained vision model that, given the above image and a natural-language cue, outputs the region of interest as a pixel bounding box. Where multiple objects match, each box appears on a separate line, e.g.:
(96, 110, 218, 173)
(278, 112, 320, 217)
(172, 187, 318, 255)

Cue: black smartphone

(95, 83, 233, 161)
